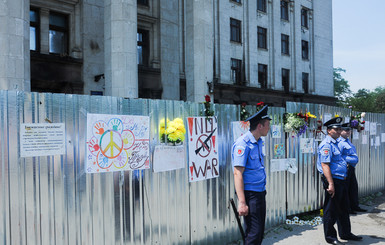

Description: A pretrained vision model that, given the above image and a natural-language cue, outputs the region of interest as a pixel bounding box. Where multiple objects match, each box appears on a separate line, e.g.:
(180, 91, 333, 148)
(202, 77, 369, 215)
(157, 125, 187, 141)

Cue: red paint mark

(190, 166, 194, 180)
(212, 135, 216, 152)
(188, 118, 194, 137)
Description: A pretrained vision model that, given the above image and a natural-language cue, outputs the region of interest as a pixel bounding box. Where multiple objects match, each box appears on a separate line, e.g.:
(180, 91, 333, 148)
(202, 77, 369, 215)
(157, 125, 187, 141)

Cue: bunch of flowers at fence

(240, 102, 250, 121)
(285, 216, 322, 227)
(202, 95, 214, 118)
(283, 111, 316, 137)
(350, 111, 366, 132)
(159, 118, 186, 145)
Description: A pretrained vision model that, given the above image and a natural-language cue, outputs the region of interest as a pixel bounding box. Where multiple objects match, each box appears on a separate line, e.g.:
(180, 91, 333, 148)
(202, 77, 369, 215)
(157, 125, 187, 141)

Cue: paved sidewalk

(262, 191, 385, 245)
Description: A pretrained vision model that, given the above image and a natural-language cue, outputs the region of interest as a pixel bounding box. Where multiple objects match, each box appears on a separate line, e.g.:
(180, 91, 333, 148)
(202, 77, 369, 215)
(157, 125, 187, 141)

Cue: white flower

(299, 220, 304, 225)
(361, 112, 366, 118)
(286, 219, 292, 224)
(293, 216, 299, 221)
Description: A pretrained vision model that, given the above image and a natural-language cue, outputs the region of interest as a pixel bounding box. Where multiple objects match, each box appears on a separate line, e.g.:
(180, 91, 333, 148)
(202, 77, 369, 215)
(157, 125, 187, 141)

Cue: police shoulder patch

(322, 147, 330, 156)
(235, 146, 245, 157)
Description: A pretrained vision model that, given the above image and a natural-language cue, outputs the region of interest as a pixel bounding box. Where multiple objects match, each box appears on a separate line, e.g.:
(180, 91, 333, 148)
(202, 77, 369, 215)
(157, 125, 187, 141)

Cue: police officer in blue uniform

(338, 123, 367, 214)
(317, 117, 362, 244)
(232, 105, 271, 245)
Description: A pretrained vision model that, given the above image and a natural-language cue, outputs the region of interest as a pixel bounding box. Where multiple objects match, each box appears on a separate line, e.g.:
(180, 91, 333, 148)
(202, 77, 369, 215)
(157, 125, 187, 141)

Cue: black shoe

(340, 234, 363, 241)
(349, 210, 357, 214)
(354, 207, 367, 212)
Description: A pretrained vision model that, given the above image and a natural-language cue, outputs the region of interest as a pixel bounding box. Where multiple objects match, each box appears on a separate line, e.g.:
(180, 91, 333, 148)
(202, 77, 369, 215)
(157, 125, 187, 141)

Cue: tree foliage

(334, 67, 385, 113)
(333, 68, 352, 106)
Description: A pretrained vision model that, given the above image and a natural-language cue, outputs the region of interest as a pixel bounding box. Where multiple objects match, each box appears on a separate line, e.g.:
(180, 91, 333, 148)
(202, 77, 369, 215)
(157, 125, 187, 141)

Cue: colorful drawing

(274, 144, 285, 158)
(86, 114, 150, 173)
(231, 121, 250, 141)
(271, 125, 282, 138)
(300, 138, 314, 154)
(187, 117, 219, 182)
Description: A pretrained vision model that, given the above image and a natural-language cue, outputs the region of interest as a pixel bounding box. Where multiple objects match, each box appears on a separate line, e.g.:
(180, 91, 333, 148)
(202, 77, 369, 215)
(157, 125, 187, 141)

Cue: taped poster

(231, 121, 249, 141)
(271, 125, 282, 138)
(300, 138, 314, 154)
(153, 145, 185, 172)
(187, 117, 219, 182)
(85, 114, 150, 173)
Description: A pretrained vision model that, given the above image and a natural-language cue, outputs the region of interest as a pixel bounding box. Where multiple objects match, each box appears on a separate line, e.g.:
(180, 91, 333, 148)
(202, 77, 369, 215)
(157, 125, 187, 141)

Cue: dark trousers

(347, 166, 359, 211)
(323, 178, 351, 243)
(244, 190, 266, 245)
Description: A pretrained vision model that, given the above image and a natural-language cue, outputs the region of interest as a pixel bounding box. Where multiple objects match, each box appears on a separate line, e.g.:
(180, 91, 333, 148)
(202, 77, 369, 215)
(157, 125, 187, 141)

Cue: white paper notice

(20, 123, 65, 157)
(300, 138, 314, 154)
(353, 131, 359, 140)
(382, 133, 385, 143)
(286, 158, 298, 174)
(375, 136, 380, 147)
(271, 125, 282, 138)
(371, 138, 374, 146)
(323, 113, 332, 123)
(153, 145, 185, 172)
(270, 159, 287, 172)
(344, 117, 350, 123)
(370, 122, 377, 135)
(362, 135, 368, 145)
(365, 121, 370, 132)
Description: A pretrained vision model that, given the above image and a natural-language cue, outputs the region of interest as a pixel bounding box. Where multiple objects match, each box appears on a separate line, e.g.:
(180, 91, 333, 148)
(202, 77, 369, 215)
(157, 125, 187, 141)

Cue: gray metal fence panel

(286, 102, 323, 215)
(1, 91, 385, 245)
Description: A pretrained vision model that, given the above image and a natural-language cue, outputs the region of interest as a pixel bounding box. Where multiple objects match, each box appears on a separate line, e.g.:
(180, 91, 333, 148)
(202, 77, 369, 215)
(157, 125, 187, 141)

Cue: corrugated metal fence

(1, 91, 384, 244)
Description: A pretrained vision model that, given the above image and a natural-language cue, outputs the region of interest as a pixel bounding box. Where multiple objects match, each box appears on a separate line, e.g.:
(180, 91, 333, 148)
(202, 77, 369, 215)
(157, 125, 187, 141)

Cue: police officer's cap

(341, 122, 351, 131)
(323, 117, 343, 129)
(245, 105, 272, 125)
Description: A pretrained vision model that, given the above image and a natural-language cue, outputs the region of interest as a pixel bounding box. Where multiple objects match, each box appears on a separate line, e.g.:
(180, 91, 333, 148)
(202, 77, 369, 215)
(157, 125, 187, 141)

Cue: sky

(332, 0, 385, 93)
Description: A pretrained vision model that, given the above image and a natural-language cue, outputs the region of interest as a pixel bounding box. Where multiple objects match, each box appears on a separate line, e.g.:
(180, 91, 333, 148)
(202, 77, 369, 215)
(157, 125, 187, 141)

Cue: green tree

(333, 68, 352, 106)
(346, 86, 385, 113)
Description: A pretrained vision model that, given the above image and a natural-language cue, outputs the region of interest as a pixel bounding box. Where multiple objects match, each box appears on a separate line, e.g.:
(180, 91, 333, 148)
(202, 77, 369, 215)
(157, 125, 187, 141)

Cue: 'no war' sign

(187, 117, 219, 182)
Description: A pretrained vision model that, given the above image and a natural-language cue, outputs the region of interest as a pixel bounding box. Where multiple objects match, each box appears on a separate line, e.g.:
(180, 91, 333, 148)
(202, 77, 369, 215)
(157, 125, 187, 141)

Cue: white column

(0, 0, 30, 91)
(185, 0, 214, 102)
(160, 0, 180, 100)
(104, 0, 138, 98)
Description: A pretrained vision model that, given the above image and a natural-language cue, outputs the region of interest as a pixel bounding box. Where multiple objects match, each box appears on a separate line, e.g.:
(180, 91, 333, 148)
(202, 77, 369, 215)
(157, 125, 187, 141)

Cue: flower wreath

(283, 111, 316, 137)
(350, 111, 365, 132)
(159, 118, 186, 144)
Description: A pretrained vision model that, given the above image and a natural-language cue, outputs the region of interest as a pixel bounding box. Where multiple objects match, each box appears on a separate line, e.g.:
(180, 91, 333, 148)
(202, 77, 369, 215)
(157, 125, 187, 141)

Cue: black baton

(229, 198, 246, 242)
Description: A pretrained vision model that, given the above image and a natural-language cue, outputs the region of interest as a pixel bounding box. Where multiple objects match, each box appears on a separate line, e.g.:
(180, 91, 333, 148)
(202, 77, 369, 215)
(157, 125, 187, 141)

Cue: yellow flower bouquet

(159, 118, 186, 145)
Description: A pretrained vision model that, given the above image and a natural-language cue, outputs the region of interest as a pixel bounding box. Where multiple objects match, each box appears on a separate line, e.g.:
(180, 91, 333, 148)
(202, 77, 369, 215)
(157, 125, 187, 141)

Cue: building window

(30, 9, 39, 51)
(257, 27, 267, 49)
(231, 0, 241, 3)
(257, 0, 266, 12)
(302, 72, 309, 94)
(281, 34, 289, 55)
(137, 29, 149, 66)
(302, 40, 309, 60)
(301, 8, 309, 28)
(258, 64, 268, 89)
(230, 18, 242, 43)
(280, 0, 289, 21)
(282, 68, 290, 93)
(91, 91, 103, 96)
(231, 58, 242, 85)
(49, 12, 68, 54)
(137, 0, 148, 6)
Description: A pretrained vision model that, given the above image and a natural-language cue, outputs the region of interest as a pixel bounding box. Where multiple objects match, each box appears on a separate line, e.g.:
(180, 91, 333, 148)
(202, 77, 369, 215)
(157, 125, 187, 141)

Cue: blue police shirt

(317, 135, 347, 180)
(231, 131, 266, 192)
(337, 137, 359, 168)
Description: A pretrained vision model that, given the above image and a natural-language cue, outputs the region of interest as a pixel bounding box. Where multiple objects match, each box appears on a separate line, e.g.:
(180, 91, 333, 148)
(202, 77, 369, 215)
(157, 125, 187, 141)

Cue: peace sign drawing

(99, 130, 123, 159)
(86, 114, 150, 173)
